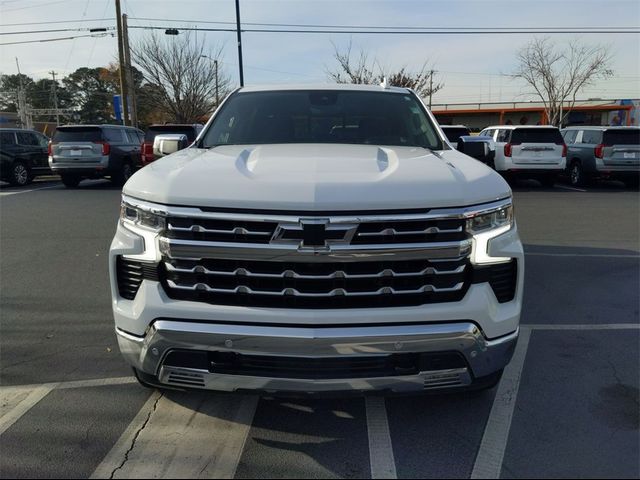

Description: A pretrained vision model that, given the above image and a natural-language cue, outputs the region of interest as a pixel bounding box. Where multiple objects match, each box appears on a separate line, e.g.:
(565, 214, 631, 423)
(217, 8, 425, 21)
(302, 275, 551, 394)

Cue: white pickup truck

(109, 84, 524, 394)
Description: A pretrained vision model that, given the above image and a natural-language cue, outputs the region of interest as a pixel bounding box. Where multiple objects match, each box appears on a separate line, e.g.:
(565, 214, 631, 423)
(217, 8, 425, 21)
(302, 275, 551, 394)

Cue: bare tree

(132, 32, 232, 123)
(326, 41, 443, 99)
(513, 37, 613, 126)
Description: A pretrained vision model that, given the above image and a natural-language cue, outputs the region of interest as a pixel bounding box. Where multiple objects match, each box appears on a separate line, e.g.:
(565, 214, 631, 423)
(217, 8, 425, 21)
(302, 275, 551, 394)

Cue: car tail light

(504, 143, 512, 157)
(142, 142, 154, 164)
(561, 143, 567, 157)
(47, 141, 54, 156)
(93, 141, 110, 155)
(594, 144, 605, 159)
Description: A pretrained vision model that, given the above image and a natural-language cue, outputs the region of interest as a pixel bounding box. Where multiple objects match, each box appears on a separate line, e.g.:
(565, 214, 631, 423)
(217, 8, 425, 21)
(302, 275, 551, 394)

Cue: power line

(0, 27, 115, 35)
(127, 25, 640, 35)
(129, 17, 639, 31)
(0, 0, 67, 12)
(0, 18, 115, 27)
(0, 33, 113, 46)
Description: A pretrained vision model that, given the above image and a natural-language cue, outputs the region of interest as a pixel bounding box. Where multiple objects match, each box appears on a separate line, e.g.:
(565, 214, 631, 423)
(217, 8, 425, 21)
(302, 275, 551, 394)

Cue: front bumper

(117, 320, 518, 393)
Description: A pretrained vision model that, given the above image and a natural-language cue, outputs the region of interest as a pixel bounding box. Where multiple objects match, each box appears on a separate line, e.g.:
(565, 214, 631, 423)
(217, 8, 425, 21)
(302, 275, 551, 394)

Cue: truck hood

(124, 144, 511, 210)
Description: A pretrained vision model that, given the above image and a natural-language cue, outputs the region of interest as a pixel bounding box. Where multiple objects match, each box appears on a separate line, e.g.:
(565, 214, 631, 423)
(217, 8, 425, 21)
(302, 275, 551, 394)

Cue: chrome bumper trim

(116, 321, 518, 393)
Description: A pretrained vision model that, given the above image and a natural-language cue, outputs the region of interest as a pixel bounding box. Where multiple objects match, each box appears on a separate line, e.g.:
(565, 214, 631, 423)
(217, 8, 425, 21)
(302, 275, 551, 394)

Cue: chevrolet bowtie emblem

(271, 219, 358, 250)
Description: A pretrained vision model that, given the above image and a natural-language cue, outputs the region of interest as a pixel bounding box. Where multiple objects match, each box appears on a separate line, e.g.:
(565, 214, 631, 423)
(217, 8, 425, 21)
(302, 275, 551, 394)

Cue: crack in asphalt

(109, 393, 163, 479)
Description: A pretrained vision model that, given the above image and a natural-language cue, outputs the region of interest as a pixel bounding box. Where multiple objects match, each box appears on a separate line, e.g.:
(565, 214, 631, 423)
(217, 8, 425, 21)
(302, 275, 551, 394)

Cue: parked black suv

(0, 128, 50, 186)
(49, 125, 144, 188)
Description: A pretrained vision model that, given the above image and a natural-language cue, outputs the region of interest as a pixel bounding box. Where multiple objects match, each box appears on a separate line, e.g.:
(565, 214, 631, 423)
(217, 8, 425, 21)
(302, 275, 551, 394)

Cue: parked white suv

(479, 125, 566, 186)
(109, 85, 524, 394)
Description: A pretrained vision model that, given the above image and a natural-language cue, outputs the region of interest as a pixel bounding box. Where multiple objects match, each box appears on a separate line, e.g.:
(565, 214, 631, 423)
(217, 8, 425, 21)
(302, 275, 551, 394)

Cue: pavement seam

(108, 392, 163, 479)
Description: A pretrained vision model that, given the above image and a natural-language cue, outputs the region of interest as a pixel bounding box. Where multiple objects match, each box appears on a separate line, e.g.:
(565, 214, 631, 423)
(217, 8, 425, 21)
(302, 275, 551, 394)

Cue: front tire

(569, 161, 587, 187)
(8, 161, 31, 186)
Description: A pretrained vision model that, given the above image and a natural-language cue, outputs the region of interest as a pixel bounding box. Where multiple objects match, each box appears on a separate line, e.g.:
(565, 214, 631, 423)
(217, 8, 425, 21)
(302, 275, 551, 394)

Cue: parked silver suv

(561, 126, 640, 187)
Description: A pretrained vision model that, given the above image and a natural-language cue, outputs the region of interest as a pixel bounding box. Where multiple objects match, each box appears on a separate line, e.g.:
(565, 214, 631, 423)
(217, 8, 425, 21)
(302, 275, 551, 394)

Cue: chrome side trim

(166, 279, 465, 297)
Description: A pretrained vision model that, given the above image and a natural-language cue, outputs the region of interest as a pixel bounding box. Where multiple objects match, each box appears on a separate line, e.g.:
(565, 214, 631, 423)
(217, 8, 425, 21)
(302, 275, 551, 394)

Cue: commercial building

(433, 99, 639, 131)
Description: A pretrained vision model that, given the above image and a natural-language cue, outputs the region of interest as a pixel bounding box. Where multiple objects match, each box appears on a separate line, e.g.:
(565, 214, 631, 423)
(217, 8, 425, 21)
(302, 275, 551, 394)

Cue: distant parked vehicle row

(49, 125, 144, 187)
(561, 126, 640, 188)
(478, 125, 566, 187)
(0, 128, 50, 186)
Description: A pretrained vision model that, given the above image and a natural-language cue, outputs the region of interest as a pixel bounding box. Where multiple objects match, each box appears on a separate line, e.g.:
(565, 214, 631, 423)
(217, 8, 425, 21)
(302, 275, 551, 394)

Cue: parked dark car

(49, 125, 144, 188)
(0, 128, 50, 186)
(440, 125, 471, 147)
(142, 124, 203, 165)
(561, 126, 640, 187)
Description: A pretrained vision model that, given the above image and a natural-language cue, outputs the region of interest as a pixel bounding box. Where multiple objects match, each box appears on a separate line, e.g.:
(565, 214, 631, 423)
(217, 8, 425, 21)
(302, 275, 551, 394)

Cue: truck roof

(237, 83, 412, 94)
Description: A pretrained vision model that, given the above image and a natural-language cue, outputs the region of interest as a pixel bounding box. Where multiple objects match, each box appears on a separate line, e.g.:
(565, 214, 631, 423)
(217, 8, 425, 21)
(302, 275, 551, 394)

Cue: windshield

(53, 127, 102, 142)
(201, 90, 443, 150)
(603, 129, 640, 146)
(510, 128, 563, 144)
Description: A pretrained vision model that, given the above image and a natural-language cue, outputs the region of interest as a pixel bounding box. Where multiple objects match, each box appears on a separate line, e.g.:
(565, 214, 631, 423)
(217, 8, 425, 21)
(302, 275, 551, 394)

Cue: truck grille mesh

(160, 257, 470, 308)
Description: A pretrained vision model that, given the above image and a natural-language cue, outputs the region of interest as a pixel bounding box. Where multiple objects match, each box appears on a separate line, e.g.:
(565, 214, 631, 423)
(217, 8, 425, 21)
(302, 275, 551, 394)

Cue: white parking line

(0, 184, 62, 196)
(526, 323, 640, 330)
(471, 328, 531, 479)
(0, 383, 58, 435)
(92, 392, 258, 479)
(525, 252, 639, 258)
(555, 185, 587, 192)
(366, 396, 397, 479)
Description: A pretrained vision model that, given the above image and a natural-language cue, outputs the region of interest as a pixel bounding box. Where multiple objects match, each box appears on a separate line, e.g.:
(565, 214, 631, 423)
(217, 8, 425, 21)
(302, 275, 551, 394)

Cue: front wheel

(569, 162, 586, 187)
(8, 161, 31, 186)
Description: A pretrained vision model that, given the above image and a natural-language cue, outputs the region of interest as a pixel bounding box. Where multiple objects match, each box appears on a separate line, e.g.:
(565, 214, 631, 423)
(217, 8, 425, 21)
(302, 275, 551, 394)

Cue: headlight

(466, 204, 513, 235)
(467, 203, 514, 264)
(120, 202, 166, 231)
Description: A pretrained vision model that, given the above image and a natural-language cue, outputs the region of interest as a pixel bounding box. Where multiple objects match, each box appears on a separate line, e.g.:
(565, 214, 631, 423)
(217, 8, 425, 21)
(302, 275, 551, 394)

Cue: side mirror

(153, 134, 189, 158)
(457, 135, 495, 164)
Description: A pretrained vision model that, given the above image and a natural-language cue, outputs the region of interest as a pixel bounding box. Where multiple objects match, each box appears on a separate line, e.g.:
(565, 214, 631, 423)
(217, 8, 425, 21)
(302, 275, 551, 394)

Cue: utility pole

(122, 14, 138, 127)
(49, 70, 60, 126)
(15, 57, 32, 130)
(115, 0, 130, 125)
(235, 0, 244, 86)
(428, 69, 434, 110)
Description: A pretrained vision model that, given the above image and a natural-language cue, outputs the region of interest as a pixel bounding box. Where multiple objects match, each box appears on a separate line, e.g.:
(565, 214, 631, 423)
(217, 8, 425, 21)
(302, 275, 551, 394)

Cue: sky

(1, 0, 639, 105)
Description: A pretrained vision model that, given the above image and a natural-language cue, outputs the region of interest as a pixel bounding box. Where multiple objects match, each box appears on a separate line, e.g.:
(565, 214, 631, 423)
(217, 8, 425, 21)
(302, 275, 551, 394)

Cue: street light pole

(235, 0, 244, 86)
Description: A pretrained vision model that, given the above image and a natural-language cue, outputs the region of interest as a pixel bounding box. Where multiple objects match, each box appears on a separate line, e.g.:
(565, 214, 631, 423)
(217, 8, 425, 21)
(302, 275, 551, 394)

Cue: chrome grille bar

(168, 224, 271, 236)
(358, 226, 463, 237)
(166, 279, 465, 297)
(164, 262, 466, 278)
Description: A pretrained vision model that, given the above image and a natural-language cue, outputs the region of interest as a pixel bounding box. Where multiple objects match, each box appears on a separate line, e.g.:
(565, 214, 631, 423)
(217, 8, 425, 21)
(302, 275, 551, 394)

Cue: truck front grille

(160, 257, 470, 308)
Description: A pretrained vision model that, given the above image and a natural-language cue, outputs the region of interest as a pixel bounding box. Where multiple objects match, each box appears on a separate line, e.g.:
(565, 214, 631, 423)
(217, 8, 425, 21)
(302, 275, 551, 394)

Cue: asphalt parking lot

(1, 177, 638, 479)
